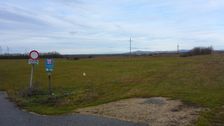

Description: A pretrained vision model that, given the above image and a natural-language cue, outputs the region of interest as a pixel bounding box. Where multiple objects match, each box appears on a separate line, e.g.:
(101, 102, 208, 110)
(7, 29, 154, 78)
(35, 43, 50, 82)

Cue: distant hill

(127, 50, 188, 55)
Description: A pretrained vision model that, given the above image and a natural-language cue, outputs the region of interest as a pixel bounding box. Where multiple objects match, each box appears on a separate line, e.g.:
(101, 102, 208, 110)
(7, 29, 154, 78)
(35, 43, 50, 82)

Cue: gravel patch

(76, 97, 202, 126)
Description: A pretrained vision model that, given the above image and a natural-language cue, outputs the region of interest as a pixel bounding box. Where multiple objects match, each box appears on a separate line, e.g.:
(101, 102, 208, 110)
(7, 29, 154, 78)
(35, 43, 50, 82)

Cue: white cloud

(0, 0, 224, 53)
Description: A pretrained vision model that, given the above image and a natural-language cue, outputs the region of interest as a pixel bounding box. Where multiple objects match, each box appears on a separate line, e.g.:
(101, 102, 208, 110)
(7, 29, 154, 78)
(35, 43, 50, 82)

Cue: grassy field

(0, 54, 224, 125)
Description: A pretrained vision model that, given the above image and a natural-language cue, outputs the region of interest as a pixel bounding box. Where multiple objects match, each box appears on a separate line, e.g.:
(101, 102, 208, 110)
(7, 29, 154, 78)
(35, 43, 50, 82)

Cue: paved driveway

(0, 92, 147, 126)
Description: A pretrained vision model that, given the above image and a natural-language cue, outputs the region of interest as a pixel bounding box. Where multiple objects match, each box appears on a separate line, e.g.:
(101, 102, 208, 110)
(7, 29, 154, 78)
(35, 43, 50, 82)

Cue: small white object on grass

(83, 72, 86, 76)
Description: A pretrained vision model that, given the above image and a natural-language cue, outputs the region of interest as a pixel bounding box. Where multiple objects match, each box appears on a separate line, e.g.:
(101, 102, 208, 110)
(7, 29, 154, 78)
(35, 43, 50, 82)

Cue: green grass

(1, 54, 224, 125)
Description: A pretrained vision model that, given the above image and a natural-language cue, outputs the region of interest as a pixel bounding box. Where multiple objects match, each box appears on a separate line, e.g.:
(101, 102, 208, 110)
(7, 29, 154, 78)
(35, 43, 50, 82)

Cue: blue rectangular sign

(45, 59, 54, 72)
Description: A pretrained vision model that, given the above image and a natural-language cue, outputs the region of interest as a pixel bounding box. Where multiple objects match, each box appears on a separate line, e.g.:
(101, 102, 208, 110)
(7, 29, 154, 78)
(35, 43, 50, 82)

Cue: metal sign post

(48, 72, 52, 95)
(45, 59, 54, 95)
(28, 50, 39, 95)
(29, 64, 34, 89)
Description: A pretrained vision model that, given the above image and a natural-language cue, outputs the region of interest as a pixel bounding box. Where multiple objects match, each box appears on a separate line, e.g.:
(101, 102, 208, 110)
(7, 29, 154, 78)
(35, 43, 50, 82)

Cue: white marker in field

(83, 72, 86, 76)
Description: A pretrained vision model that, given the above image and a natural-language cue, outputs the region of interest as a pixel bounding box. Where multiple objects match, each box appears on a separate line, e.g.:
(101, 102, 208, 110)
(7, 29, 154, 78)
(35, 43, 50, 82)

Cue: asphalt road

(0, 92, 147, 126)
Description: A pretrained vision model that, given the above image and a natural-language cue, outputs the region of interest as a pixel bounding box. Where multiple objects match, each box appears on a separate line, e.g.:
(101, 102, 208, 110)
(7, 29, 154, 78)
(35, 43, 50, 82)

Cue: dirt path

(76, 97, 202, 126)
(0, 92, 146, 126)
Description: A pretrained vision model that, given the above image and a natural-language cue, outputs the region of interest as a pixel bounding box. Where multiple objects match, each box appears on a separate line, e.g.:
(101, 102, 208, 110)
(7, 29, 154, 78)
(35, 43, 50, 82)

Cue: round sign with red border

(29, 50, 39, 60)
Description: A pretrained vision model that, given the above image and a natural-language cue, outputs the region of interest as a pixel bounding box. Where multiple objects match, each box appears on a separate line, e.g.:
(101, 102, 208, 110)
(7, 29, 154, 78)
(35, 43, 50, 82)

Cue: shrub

(180, 47, 213, 57)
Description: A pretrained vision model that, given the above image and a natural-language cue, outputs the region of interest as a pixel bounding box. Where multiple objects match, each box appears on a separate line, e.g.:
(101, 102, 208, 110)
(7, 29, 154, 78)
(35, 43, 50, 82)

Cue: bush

(180, 47, 213, 57)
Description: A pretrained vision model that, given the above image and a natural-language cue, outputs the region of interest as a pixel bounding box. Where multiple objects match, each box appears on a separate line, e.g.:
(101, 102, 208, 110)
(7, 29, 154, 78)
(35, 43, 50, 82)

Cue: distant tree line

(40, 51, 63, 58)
(0, 51, 62, 59)
(180, 47, 213, 57)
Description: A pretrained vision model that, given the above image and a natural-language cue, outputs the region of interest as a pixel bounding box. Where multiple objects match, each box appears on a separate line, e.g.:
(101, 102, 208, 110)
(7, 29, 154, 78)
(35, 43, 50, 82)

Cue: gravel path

(0, 92, 147, 126)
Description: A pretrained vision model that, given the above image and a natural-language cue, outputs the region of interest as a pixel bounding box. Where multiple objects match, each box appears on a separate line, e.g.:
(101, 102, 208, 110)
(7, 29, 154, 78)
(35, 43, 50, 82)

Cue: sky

(0, 0, 224, 54)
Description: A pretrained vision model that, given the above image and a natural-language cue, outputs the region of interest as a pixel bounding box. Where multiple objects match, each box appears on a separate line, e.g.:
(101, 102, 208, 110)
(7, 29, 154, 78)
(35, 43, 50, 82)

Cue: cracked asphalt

(0, 92, 147, 126)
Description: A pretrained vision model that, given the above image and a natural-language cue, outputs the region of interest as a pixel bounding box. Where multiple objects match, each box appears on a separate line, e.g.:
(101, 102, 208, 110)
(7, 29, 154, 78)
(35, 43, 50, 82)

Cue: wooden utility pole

(130, 37, 132, 56)
(6, 46, 9, 54)
(0, 46, 2, 54)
